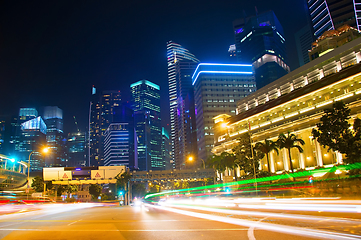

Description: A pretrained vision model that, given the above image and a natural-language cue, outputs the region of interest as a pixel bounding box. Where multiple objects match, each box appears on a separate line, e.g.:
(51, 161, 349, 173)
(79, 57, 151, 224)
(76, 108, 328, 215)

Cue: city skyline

(0, 1, 308, 134)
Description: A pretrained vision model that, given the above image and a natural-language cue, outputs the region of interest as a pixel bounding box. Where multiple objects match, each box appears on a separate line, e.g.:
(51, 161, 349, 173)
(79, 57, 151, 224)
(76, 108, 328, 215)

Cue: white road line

(67, 219, 82, 226)
(247, 217, 268, 240)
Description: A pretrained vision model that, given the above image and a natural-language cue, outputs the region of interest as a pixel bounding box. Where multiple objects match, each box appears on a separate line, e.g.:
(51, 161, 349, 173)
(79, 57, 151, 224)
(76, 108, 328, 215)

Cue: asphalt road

(0, 200, 360, 240)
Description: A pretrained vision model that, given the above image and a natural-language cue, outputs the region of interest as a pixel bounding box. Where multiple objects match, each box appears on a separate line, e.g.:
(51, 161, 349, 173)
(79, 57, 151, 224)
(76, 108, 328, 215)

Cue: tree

(116, 171, 131, 191)
(31, 176, 44, 192)
(255, 139, 279, 172)
(65, 185, 78, 199)
(220, 152, 238, 181)
(31, 176, 53, 192)
(232, 132, 265, 178)
(312, 101, 361, 164)
(89, 184, 102, 200)
(206, 154, 226, 172)
(277, 132, 305, 173)
(132, 183, 146, 198)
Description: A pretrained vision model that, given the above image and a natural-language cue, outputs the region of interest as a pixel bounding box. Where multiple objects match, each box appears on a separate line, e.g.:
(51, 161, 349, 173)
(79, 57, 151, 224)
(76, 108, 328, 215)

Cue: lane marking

(0, 228, 248, 232)
(247, 217, 269, 240)
(147, 204, 361, 240)
(67, 219, 82, 226)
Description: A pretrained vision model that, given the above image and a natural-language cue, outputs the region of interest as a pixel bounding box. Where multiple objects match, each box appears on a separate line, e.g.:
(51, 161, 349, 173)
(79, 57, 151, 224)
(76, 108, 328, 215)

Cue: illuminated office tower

(161, 127, 171, 170)
(130, 80, 162, 171)
(104, 123, 135, 167)
(167, 41, 199, 169)
(18, 116, 47, 171)
(43, 106, 66, 167)
(192, 63, 256, 161)
(233, 11, 290, 89)
(67, 132, 87, 167)
(307, 0, 361, 39)
(89, 89, 122, 166)
(14, 108, 38, 153)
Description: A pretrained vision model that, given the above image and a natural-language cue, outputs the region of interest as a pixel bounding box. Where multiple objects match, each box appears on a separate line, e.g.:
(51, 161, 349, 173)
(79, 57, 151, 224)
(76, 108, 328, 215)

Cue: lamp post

(187, 156, 205, 169)
(27, 147, 49, 200)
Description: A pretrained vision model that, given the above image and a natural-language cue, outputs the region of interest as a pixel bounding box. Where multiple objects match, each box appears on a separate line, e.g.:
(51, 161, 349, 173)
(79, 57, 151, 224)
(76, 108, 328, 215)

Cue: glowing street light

(27, 147, 49, 200)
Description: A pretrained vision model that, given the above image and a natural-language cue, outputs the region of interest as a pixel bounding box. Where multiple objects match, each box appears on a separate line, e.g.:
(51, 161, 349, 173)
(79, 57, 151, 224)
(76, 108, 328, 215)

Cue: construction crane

(73, 116, 80, 132)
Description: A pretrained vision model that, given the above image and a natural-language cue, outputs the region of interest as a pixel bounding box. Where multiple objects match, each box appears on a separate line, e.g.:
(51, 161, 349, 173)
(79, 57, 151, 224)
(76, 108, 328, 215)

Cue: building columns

(315, 141, 324, 167)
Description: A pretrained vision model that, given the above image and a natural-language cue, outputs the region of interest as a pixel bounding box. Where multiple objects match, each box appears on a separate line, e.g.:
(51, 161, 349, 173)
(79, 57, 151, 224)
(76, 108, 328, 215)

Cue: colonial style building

(213, 33, 361, 174)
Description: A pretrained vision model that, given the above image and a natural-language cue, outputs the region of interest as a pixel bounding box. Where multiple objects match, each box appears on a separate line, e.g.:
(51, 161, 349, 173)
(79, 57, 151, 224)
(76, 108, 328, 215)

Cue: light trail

(146, 203, 361, 240)
(162, 198, 361, 213)
(161, 202, 361, 224)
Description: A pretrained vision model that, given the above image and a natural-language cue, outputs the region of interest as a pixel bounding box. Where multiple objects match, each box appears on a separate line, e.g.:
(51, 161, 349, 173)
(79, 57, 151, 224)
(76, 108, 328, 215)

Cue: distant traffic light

(308, 176, 313, 183)
(119, 191, 124, 195)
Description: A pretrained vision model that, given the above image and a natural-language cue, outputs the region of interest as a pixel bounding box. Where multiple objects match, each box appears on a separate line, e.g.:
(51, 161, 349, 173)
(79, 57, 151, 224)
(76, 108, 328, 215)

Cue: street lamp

(188, 156, 205, 169)
(27, 147, 49, 200)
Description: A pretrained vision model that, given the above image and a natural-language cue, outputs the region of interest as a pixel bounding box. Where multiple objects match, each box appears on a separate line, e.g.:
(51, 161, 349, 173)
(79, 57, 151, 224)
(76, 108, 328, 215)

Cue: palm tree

(255, 139, 279, 172)
(277, 132, 305, 173)
(206, 152, 237, 181)
(220, 152, 238, 181)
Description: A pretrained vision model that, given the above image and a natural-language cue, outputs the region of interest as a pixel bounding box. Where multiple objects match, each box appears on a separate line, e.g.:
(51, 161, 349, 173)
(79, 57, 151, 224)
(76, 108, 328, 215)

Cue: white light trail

(146, 203, 361, 240)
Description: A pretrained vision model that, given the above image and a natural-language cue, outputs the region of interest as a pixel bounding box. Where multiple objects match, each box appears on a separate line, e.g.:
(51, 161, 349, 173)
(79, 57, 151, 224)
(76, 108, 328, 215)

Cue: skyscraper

(67, 132, 87, 167)
(167, 41, 199, 169)
(43, 106, 65, 167)
(18, 116, 47, 171)
(307, 0, 361, 39)
(233, 11, 290, 89)
(14, 108, 38, 154)
(295, 24, 315, 66)
(103, 123, 135, 167)
(130, 80, 162, 171)
(89, 89, 122, 166)
(161, 127, 171, 170)
(192, 63, 256, 161)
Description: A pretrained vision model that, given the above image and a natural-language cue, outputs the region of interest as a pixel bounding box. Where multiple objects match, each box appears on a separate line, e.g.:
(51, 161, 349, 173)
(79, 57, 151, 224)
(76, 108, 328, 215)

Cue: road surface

(0, 198, 360, 240)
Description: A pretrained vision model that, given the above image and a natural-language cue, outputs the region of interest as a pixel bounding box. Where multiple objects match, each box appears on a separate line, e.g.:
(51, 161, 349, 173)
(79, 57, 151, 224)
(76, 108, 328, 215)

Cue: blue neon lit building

(103, 123, 135, 167)
(233, 10, 290, 89)
(167, 41, 199, 169)
(18, 116, 47, 171)
(192, 63, 256, 161)
(130, 80, 162, 171)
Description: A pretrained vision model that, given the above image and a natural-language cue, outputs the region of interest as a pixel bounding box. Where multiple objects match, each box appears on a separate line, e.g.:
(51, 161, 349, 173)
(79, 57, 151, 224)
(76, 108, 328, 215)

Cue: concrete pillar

(270, 152, 275, 173)
(282, 148, 289, 171)
(315, 141, 324, 167)
(300, 153, 306, 169)
(335, 151, 343, 164)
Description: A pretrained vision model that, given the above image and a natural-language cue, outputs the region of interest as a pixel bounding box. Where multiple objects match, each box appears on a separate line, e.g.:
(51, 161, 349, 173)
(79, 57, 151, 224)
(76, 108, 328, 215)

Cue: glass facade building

(161, 127, 172, 170)
(67, 132, 87, 167)
(18, 116, 47, 171)
(233, 11, 290, 89)
(192, 63, 256, 161)
(131, 80, 162, 171)
(167, 41, 199, 169)
(89, 90, 122, 166)
(43, 106, 66, 167)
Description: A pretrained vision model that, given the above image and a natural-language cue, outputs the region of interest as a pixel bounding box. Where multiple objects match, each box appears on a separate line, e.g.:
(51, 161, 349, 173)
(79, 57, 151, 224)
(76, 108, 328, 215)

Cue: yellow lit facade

(213, 37, 361, 174)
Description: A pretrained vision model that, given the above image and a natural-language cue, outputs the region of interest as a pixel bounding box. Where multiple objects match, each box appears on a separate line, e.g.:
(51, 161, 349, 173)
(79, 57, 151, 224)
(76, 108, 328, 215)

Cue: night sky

(0, 0, 308, 133)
